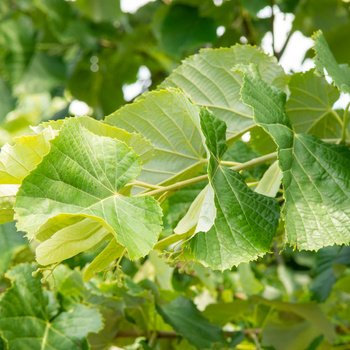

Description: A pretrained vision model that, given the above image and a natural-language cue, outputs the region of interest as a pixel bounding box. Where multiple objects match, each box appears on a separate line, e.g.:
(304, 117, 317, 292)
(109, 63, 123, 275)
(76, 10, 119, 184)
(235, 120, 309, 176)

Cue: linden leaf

(15, 118, 162, 263)
(236, 64, 350, 250)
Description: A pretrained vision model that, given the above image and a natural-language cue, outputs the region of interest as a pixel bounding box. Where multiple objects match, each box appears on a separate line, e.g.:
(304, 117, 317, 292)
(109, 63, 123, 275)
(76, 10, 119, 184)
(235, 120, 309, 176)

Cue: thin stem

(230, 152, 277, 171)
(116, 249, 126, 267)
(275, 29, 293, 60)
(322, 138, 350, 145)
(340, 102, 350, 145)
(132, 180, 164, 190)
(136, 152, 278, 198)
(115, 329, 260, 339)
(137, 174, 208, 198)
(220, 160, 242, 166)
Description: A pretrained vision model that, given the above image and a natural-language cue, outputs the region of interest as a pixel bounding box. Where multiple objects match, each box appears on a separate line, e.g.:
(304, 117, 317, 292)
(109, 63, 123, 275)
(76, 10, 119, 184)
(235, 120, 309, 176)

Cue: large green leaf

(236, 64, 350, 250)
(156, 295, 225, 349)
(162, 45, 289, 142)
(0, 264, 103, 350)
(15, 118, 162, 263)
(286, 69, 349, 139)
(190, 109, 280, 270)
(106, 89, 206, 192)
(313, 31, 350, 94)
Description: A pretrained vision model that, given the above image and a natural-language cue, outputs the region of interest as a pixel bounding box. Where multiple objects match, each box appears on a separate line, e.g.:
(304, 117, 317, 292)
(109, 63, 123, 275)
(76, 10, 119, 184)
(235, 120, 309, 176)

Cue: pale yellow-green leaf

(83, 238, 125, 282)
(0, 126, 58, 184)
(35, 215, 111, 266)
(174, 184, 215, 235)
(255, 161, 282, 198)
(34, 116, 155, 164)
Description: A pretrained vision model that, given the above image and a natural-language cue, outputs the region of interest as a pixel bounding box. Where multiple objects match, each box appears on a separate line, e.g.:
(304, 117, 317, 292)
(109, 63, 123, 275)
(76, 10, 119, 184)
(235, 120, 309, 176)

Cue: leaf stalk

(136, 152, 278, 198)
(340, 102, 350, 145)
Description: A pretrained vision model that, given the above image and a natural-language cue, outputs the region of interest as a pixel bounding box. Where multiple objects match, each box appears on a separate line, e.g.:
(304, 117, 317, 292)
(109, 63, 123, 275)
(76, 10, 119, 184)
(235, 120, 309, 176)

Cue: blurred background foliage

(1, 1, 350, 350)
(0, 0, 349, 145)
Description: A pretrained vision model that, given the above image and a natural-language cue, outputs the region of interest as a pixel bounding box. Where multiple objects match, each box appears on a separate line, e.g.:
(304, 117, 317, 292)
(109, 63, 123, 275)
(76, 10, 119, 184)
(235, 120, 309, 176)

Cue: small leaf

(0, 126, 58, 184)
(83, 238, 125, 282)
(0, 221, 27, 274)
(35, 216, 111, 266)
(156, 295, 225, 348)
(254, 297, 336, 343)
(286, 69, 346, 139)
(313, 30, 350, 94)
(255, 161, 282, 198)
(174, 184, 216, 236)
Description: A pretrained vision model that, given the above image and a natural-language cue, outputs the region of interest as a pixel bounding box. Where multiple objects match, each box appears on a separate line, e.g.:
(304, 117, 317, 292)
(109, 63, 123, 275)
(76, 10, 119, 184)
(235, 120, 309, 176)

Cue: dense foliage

(0, 1, 350, 350)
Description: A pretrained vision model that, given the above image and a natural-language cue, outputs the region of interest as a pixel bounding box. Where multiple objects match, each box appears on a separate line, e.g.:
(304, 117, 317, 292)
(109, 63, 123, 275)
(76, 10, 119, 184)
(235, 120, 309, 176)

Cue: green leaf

(159, 4, 217, 57)
(313, 30, 350, 94)
(236, 64, 350, 251)
(310, 245, 350, 302)
(162, 45, 289, 143)
(106, 89, 206, 192)
(0, 221, 26, 274)
(76, 0, 121, 23)
(0, 263, 103, 349)
(83, 238, 125, 282)
(15, 118, 162, 263)
(286, 69, 348, 139)
(254, 297, 336, 343)
(190, 109, 280, 270)
(255, 161, 282, 198)
(202, 300, 251, 327)
(156, 295, 225, 348)
(15, 52, 66, 95)
(0, 79, 16, 122)
(0, 16, 36, 86)
(262, 319, 325, 350)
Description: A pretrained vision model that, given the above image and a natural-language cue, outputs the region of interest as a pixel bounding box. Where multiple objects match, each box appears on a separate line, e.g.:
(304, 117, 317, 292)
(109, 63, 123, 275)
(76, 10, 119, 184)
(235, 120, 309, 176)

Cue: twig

(340, 102, 350, 145)
(136, 152, 278, 197)
(115, 328, 261, 339)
